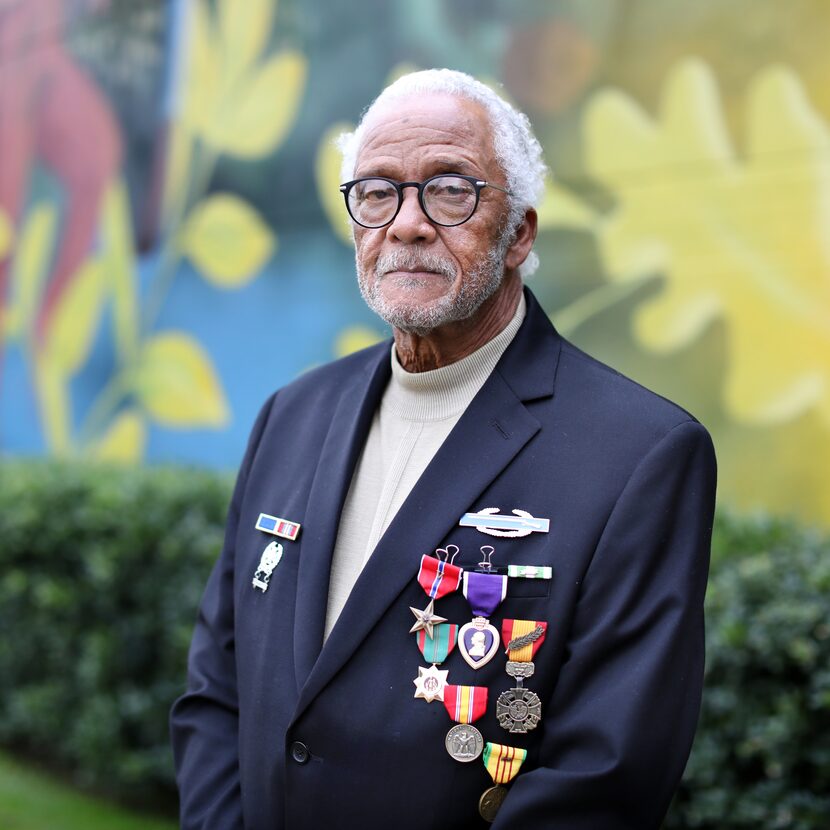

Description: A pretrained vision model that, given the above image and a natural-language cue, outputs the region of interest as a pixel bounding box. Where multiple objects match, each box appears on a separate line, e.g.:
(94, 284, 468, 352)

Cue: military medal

(410, 548, 462, 703)
(479, 742, 527, 822)
(496, 620, 547, 733)
(413, 664, 449, 703)
(417, 545, 463, 600)
(412, 638, 453, 702)
(458, 547, 507, 669)
(409, 599, 447, 637)
(412, 623, 457, 703)
(442, 685, 487, 762)
(251, 541, 283, 592)
(410, 546, 463, 637)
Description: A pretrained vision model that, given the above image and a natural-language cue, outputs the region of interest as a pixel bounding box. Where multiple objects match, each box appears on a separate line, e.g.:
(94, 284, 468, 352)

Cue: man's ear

(504, 208, 538, 271)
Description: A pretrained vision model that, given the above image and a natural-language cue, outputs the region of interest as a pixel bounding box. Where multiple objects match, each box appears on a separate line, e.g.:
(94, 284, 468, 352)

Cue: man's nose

(386, 189, 437, 245)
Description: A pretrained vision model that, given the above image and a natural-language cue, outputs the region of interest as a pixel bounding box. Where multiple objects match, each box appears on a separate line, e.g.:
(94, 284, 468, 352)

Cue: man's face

(352, 93, 512, 335)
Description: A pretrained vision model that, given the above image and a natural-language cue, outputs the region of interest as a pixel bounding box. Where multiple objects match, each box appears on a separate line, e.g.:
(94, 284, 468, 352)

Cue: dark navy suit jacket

(170, 288, 717, 829)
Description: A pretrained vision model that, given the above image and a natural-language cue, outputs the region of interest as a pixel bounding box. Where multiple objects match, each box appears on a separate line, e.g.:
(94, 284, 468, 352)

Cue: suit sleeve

(169, 394, 275, 830)
(493, 419, 717, 830)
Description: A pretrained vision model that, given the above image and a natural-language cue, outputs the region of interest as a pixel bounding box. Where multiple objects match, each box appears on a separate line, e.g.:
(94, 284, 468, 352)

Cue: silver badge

(252, 541, 283, 592)
(495, 687, 542, 733)
(445, 723, 484, 762)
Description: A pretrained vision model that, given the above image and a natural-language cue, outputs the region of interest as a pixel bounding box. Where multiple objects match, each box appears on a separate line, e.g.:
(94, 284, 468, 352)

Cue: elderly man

(171, 69, 716, 829)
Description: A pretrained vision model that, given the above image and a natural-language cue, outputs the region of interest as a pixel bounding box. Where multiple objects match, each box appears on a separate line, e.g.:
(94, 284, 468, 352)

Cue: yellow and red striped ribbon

(483, 742, 527, 784)
(502, 619, 547, 662)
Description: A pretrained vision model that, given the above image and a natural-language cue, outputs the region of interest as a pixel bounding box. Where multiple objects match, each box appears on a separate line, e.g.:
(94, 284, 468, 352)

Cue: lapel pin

(459, 508, 550, 538)
(252, 541, 283, 592)
(255, 512, 301, 541)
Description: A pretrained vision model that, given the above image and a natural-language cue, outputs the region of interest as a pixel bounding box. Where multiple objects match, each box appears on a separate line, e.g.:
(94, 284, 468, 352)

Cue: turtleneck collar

(383, 292, 527, 422)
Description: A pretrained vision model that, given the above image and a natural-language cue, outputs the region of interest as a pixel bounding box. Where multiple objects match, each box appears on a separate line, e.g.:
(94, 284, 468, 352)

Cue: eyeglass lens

(347, 176, 478, 227)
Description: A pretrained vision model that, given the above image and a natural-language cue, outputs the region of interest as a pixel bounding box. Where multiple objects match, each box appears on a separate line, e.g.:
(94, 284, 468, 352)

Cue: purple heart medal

(458, 546, 507, 670)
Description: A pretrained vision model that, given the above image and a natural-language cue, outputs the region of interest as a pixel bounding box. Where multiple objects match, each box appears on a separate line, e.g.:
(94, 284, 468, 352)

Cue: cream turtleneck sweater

(324, 294, 527, 639)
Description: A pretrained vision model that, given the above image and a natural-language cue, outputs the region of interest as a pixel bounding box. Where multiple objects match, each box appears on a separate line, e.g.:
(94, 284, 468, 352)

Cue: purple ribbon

(462, 571, 507, 618)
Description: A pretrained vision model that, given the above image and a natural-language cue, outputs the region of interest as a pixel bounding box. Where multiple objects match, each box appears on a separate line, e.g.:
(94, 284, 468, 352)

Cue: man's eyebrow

(431, 158, 478, 174)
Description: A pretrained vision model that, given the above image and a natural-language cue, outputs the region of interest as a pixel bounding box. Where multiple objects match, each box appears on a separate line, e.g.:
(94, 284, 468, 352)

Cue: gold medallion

(478, 784, 508, 822)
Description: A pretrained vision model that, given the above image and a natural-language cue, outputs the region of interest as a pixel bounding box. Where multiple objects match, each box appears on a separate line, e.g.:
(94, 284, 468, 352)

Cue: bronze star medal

(409, 599, 447, 638)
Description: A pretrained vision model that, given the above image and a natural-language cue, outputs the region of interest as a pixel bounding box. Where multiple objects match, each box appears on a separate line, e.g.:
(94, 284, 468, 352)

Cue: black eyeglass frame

(339, 174, 511, 229)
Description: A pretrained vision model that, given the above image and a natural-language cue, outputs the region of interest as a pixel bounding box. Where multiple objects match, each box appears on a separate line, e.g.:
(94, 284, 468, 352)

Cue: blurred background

(0, 1, 828, 828)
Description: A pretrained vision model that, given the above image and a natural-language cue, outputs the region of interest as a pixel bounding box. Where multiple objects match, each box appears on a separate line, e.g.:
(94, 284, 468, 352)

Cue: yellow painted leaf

(315, 121, 355, 246)
(133, 332, 229, 427)
(334, 325, 384, 357)
(33, 355, 71, 454)
(162, 123, 194, 228)
(537, 180, 598, 230)
(8, 203, 58, 338)
(205, 50, 307, 159)
(180, 193, 275, 286)
(91, 410, 146, 463)
(44, 259, 107, 375)
(181, 0, 220, 134)
(584, 60, 830, 427)
(100, 180, 139, 364)
(0, 209, 13, 259)
(217, 0, 274, 85)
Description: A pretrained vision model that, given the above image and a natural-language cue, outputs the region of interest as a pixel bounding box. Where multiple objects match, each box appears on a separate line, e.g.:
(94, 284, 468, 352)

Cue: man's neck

(393, 274, 522, 372)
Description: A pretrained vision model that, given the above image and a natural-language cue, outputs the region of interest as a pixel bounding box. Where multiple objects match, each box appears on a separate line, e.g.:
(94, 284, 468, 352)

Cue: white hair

(337, 68, 548, 277)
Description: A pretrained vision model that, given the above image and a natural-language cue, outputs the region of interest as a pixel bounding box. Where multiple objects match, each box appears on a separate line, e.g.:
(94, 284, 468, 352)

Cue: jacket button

(290, 741, 310, 765)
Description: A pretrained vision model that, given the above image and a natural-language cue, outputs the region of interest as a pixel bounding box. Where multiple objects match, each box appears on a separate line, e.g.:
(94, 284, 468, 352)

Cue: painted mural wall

(1, 0, 828, 527)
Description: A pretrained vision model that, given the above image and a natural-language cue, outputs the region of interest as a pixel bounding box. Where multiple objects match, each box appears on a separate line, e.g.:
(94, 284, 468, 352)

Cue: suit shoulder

(556, 338, 706, 439)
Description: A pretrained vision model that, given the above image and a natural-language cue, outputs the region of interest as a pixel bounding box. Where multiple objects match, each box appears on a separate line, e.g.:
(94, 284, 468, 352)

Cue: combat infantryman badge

(458, 547, 507, 669)
(442, 685, 488, 762)
(479, 742, 527, 822)
(496, 620, 547, 733)
(459, 508, 550, 538)
(251, 541, 283, 592)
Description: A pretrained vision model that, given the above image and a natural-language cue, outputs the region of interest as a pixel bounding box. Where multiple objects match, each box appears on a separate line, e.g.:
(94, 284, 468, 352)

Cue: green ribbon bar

(507, 565, 552, 580)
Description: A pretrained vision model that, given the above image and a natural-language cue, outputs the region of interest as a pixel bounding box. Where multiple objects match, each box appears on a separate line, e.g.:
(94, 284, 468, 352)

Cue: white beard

(356, 233, 511, 335)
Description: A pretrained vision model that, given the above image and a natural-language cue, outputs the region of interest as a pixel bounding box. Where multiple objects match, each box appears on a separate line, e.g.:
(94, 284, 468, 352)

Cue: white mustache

(375, 249, 456, 280)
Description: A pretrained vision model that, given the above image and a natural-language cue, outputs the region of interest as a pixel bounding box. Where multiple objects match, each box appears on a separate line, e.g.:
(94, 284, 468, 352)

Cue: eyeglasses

(339, 174, 510, 229)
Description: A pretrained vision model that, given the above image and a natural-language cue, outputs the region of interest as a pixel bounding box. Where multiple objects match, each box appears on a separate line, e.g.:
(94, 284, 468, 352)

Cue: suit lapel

(293, 290, 562, 717)
(292, 346, 392, 691)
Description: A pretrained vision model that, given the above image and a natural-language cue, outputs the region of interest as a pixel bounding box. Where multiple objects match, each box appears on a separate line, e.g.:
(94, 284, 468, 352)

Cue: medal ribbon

(416, 623, 458, 665)
(417, 555, 463, 600)
(507, 564, 552, 580)
(502, 620, 547, 662)
(483, 742, 527, 784)
(443, 685, 487, 724)
(462, 571, 507, 618)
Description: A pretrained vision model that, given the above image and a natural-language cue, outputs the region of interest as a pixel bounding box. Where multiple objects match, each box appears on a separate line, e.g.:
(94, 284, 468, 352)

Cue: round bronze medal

(496, 687, 542, 733)
(478, 784, 508, 822)
(444, 723, 483, 762)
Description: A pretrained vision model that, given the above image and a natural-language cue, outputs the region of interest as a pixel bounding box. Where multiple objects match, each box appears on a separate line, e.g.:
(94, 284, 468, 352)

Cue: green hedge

(0, 460, 231, 808)
(0, 460, 828, 826)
